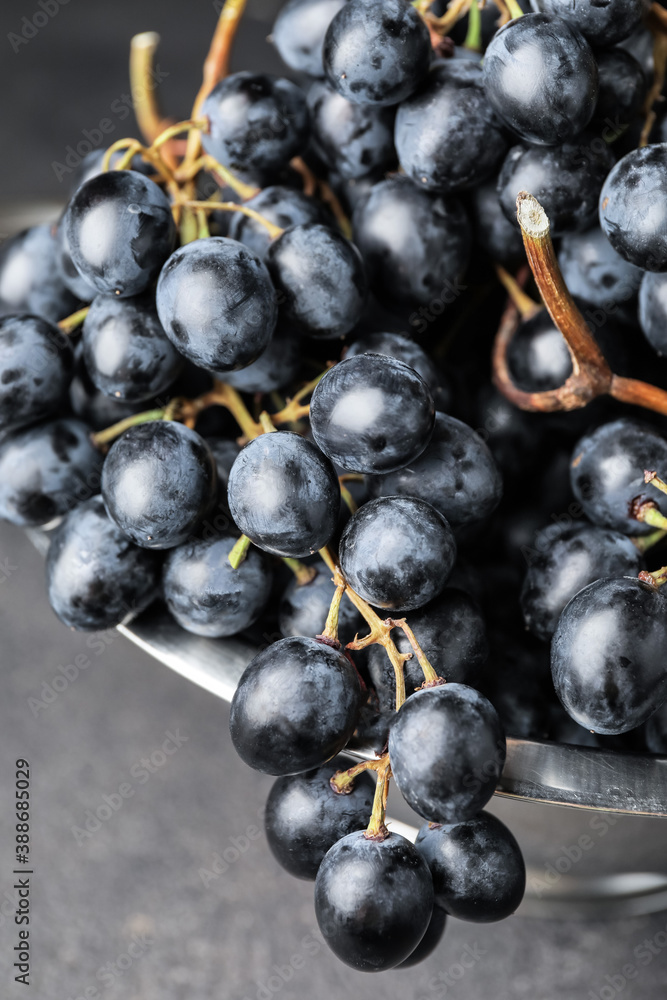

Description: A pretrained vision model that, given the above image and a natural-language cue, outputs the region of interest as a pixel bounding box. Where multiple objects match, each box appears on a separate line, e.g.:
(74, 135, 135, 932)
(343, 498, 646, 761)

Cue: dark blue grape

(264, 757, 375, 880)
(314, 830, 434, 972)
(0, 418, 102, 527)
(469, 181, 525, 265)
(367, 588, 488, 711)
(397, 904, 447, 968)
(82, 292, 184, 402)
(68, 149, 156, 196)
(599, 144, 667, 272)
(593, 48, 647, 133)
(352, 175, 470, 306)
(64, 170, 176, 297)
(46, 495, 160, 631)
(309, 354, 435, 474)
(497, 136, 614, 237)
(551, 576, 667, 734)
(541, 0, 644, 47)
(639, 271, 667, 357)
(369, 413, 502, 528)
(69, 345, 145, 432)
(307, 79, 396, 180)
(0, 225, 79, 324)
(156, 237, 277, 372)
(339, 496, 456, 611)
(415, 812, 525, 922)
(521, 522, 643, 641)
(266, 224, 366, 339)
(279, 559, 363, 642)
(323, 0, 431, 107)
(227, 185, 330, 259)
(227, 431, 339, 557)
(0, 314, 74, 434)
(272, 0, 346, 76)
(344, 331, 450, 409)
(101, 421, 217, 549)
(483, 14, 598, 146)
(218, 324, 302, 393)
(507, 309, 573, 392)
(229, 635, 362, 774)
(569, 418, 667, 535)
(202, 73, 309, 179)
(388, 683, 505, 823)
(395, 61, 507, 195)
(163, 532, 272, 637)
(559, 227, 642, 324)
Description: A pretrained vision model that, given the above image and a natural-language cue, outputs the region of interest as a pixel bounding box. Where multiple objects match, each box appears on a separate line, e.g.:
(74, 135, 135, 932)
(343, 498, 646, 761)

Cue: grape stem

(493, 192, 667, 417)
(646, 470, 667, 497)
(228, 534, 251, 569)
(463, 0, 482, 52)
(181, 200, 285, 240)
(282, 558, 317, 586)
(640, 5, 667, 148)
(386, 619, 443, 686)
(318, 578, 346, 643)
(494, 264, 540, 320)
(639, 566, 667, 587)
(365, 757, 392, 841)
(129, 32, 175, 167)
(58, 306, 90, 335)
(633, 528, 667, 554)
(631, 500, 667, 532)
(330, 756, 386, 794)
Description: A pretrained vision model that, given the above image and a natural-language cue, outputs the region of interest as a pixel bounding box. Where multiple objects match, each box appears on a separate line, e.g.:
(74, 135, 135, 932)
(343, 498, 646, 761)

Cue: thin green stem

(58, 305, 90, 334)
(282, 558, 317, 586)
(330, 758, 383, 794)
(91, 408, 166, 447)
(364, 759, 391, 841)
(228, 534, 251, 569)
(633, 528, 667, 555)
(463, 0, 482, 51)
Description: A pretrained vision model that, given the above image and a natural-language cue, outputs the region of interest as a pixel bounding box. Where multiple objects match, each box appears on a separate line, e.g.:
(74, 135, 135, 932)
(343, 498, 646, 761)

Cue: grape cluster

(3, 0, 667, 974)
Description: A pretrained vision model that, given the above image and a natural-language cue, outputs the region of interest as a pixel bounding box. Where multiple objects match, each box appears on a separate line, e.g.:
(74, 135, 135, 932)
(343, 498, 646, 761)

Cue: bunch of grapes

(3, 0, 667, 973)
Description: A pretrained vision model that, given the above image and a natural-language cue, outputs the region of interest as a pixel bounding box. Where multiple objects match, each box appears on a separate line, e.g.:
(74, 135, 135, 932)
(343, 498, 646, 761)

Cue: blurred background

(0, 0, 666, 997)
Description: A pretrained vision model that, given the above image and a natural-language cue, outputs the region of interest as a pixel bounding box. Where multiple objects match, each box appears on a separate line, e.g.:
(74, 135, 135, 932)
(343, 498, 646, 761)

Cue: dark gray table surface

(0, 1, 667, 996)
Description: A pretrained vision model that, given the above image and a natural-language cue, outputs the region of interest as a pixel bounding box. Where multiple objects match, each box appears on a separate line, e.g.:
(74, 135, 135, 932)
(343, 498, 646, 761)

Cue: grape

(64, 171, 176, 297)
(483, 14, 598, 146)
(227, 431, 339, 557)
(0, 225, 79, 324)
(521, 522, 643, 641)
(227, 185, 330, 260)
(264, 757, 375, 880)
(46, 495, 160, 631)
(369, 413, 503, 529)
(592, 49, 647, 132)
(395, 61, 508, 195)
(155, 237, 277, 372)
(323, 0, 431, 107)
(101, 421, 218, 549)
(639, 272, 667, 357)
(507, 309, 573, 392)
(69, 149, 156, 195)
(69, 346, 146, 432)
(415, 811, 525, 922)
(599, 145, 667, 272)
(314, 830, 434, 972)
(206, 437, 240, 502)
(0, 418, 102, 527)
(307, 79, 397, 181)
(469, 181, 525, 265)
(309, 354, 435, 474)
(339, 496, 456, 612)
(55, 217, 97, 302)
(352, 175, 470, 307)
(397, 904, 447, 968)
(541, 0, 644, 47)
(388, 683, 505, 823)
(279, 559, 363, 642)
(82, 292, 184, 402)
(551, 577, 667, 734)
(266, 223, 366, 339)
(569, 418, 667, 535)
(0, 314, 74, 434)
(272, 0, 346, 76)
(229, 635, 362, 774)
(367, 588, 489, 711)
(218, 324, 302, 393)
(497, 136, 614, 238)
(559, 227, 643, 324)
(344, 331, 450, 410)
(163, 532, 272, 637)
(201, 72, 309, 180)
